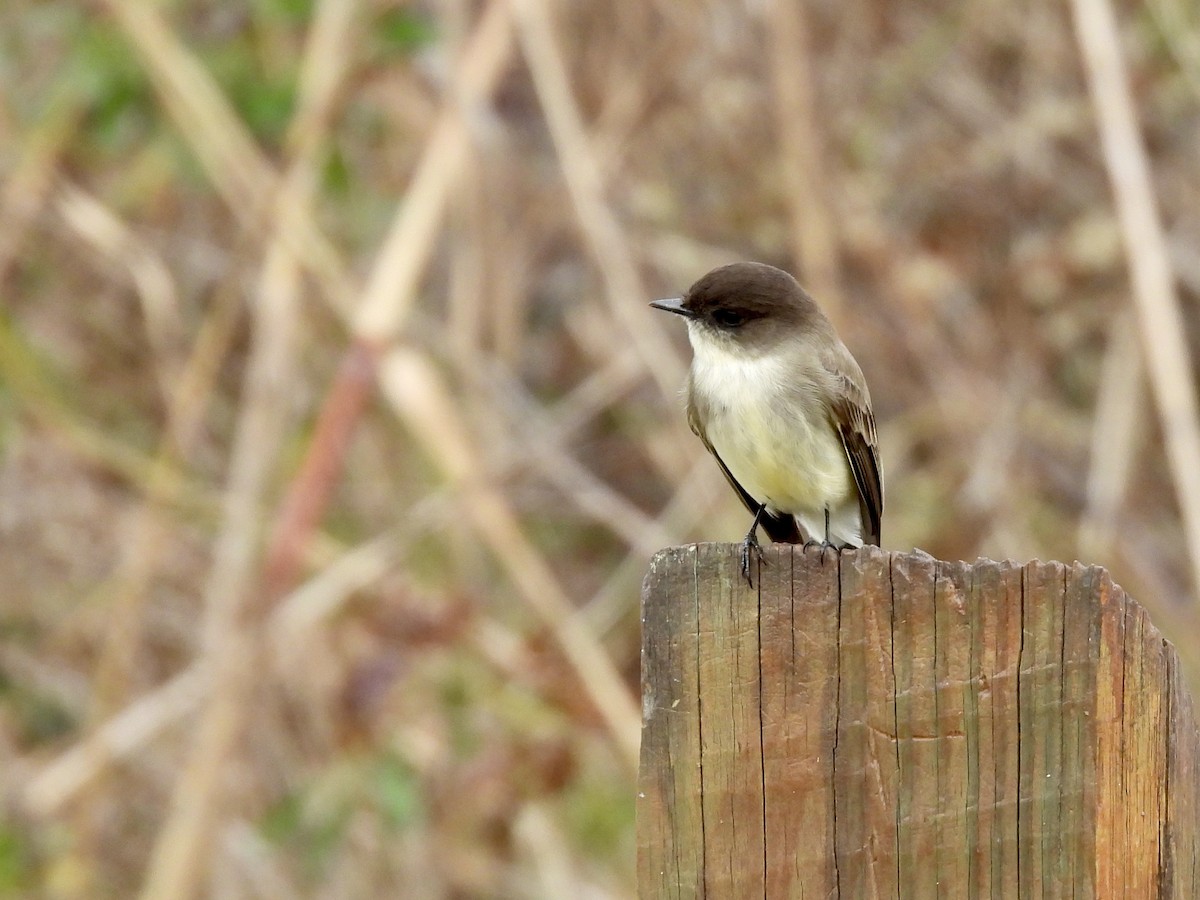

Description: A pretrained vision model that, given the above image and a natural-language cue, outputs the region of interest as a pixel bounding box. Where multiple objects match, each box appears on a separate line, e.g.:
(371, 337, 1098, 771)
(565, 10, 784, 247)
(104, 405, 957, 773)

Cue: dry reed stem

(261, 344, 376, 593)
(29, 522, 405, 816)
(100, 0, 357, 314)
(504, 420, 673, 554)
(137, 227, 302, 900)
(1079, 308, 1143, 558)
(256, 0, 513, 626)
(0, 94, 80, 283)
(961, 361, 1027, 515)
(383, 333, 676, 566)
(0, 644, 87, 715)
(557, 300, 693, 480)
(440, 332, 673, 491)
(96, 0, 634, 690)
(378, 348, 641, 769)
(269, 529, 403, 651)
(290, 0, 640, 768)
(23, 665, 209, 816)
(86, 278, 242, 721)
(270, 350, 680, 651)
(352, 0, 515, 342)
(264, 0, 513, 608)
(765, 0, 844, 316)
(138, 3, 357, 896)
(1069, 0, 1200, 599)
(98, 0, 274, 219)
(218, 821, 302, 900)
(470, 362, 675, 554)
(50, 177, 211, 777)
(447, 162, 490, 369)
(0, 317, 219, 516)
(510, 0, 686, 399)
(581, 453, 719, 635)
(54, 180, 185, 410)
(514, 802, 579, 897)
(532, 344, 691, 489)
(97, 2, 657, 747)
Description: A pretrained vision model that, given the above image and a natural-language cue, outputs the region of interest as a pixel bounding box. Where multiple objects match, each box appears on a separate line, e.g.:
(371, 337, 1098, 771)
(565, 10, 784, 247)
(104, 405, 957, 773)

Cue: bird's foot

(740, 531, 763, 587)
(803, 538, 840, 552)
(740, 504, 769, 587)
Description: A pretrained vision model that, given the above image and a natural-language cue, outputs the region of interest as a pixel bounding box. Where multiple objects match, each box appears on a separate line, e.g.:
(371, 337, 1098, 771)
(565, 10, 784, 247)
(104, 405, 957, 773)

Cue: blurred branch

(378, 348, 641, 768)
(470, 361, 675, 555)
(97, 0, 272, 216)
(514, 803, 579, 898)
(352, 0, 515, 343)
(1069, 0, 1200, 599)
(23, 666, 209, 817)
(91, 0, 648, 787)
(261, 342, 376, 593)
(510, 0, 686, 399)
(55, 179, 186, 408)
(138, 2, 359, 897)
(87, 269, 241, 722)
(99, 0, 357, 314)
(138, 201, 302, 900)
(0, 89, 80, 283)
(218, 821, 302, 900)
(1079, 309, 1143, 558)
(0, 315, 218, 516)
(264, 0, 515, 599)
(581, 452, 720, 636)
(765, 0, 844, 314)
(268, 0, 642, 769)
(30, 521, 408, 817)
(270, 528, 405, 652)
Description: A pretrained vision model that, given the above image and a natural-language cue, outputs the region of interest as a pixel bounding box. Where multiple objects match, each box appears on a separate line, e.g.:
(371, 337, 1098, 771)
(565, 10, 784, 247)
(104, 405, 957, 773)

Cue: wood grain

(637, 544, 1200, 898)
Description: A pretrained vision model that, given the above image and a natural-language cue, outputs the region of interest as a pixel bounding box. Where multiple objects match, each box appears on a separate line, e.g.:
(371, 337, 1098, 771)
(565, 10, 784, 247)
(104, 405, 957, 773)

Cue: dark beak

(649, 297, 695, 318)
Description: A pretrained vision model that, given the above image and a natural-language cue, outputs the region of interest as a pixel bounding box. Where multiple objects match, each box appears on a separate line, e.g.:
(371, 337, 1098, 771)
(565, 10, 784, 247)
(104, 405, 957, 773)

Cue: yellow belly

(708, 400, 853, 517)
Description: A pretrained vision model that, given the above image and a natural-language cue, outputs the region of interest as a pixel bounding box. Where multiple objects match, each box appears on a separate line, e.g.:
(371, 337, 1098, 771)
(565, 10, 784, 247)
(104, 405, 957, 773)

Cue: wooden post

(637, 543, 1200, 898)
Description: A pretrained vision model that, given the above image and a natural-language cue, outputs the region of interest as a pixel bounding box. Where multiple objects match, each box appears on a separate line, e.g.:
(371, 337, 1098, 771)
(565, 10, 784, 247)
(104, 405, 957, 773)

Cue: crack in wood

(636, 545, 1199, 898)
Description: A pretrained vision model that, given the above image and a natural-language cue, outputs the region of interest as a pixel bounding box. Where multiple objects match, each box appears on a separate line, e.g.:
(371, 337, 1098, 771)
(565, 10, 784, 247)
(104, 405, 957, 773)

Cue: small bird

(651, 262, 883, 582)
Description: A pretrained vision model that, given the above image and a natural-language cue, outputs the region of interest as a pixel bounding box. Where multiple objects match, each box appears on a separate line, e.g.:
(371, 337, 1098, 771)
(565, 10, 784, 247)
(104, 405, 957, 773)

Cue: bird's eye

(712, 309, 746, 328)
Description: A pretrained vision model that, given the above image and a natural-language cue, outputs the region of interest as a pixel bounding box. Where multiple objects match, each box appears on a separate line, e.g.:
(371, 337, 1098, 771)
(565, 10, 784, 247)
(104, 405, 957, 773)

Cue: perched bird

(651, 262, 883, 581)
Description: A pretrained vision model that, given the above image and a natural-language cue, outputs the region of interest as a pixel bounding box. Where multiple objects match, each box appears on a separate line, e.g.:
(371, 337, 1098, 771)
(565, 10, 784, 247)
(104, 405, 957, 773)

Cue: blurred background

(3, 0, 1200, 896)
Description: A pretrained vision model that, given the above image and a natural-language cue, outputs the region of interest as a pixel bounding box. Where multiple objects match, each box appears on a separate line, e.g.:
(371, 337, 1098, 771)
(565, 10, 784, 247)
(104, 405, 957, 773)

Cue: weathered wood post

(637, 543, 1200, 898)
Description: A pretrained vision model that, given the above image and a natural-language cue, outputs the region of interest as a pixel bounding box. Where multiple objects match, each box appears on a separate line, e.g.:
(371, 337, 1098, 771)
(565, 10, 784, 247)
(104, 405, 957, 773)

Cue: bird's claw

(740, 533, 763, 587)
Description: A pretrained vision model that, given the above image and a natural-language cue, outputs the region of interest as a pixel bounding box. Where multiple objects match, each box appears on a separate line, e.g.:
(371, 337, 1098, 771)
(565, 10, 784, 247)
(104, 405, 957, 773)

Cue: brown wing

(687, 390, 803, 543)
(826, 366, 884, 546)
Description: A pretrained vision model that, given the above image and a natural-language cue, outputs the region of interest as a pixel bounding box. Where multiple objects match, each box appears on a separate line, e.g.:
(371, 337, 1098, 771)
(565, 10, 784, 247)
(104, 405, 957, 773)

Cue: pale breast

(690, 345, 855, 518)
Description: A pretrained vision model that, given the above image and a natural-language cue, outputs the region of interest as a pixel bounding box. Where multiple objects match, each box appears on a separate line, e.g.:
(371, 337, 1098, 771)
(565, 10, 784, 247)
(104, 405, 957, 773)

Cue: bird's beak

(649, 297, 695, 318)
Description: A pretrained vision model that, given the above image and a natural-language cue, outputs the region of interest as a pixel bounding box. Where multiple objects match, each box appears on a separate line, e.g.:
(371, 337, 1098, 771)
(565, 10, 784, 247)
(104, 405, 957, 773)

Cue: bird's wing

(687, 391, 803, 543)
(825, 361, 884, 546)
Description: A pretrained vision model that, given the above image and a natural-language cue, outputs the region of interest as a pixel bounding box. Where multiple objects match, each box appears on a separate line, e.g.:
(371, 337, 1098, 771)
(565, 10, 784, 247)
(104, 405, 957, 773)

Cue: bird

(650, 261, 883, 582)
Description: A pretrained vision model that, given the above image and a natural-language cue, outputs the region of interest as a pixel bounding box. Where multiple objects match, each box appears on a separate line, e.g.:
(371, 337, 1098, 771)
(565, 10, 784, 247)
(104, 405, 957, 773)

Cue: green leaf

(373, 754, 422, 829)
(0, 829, 32, 893)
(254, 0, 314, 23)
(374, 9, 438, 55)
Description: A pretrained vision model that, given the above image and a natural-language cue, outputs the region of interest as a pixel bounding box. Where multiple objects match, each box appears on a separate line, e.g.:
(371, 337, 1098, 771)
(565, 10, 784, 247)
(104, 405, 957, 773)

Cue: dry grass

(3, 0, 1200, 896)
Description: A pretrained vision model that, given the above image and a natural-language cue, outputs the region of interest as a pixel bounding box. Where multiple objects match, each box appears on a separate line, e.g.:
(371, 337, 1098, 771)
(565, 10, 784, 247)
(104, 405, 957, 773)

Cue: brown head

(650, 262, 830, 356)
